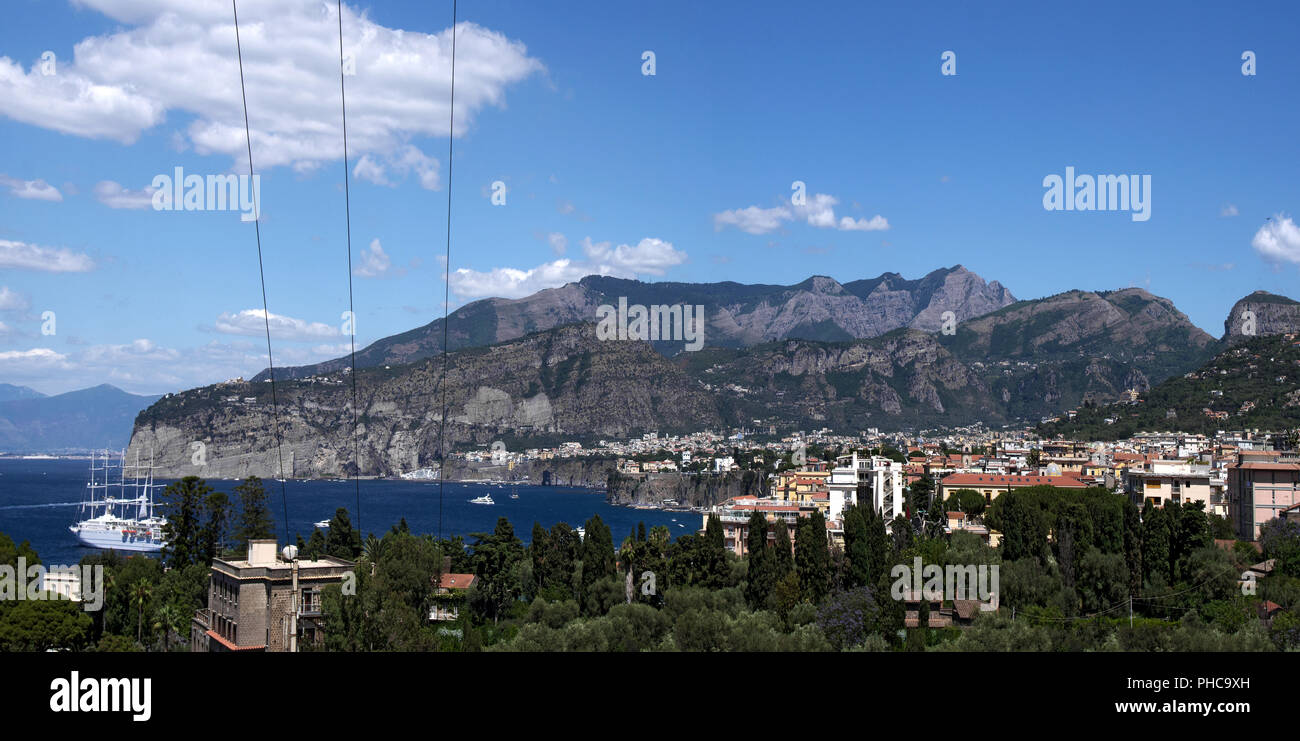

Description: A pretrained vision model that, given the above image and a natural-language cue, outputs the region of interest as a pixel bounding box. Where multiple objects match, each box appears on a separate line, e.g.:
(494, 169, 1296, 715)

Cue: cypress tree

(843, 506, 871, 589)
(744, 510, 772, 609)
(580, 514, 615, 613)
(772, 517, 794, 578)
(795, 510, 830, 603)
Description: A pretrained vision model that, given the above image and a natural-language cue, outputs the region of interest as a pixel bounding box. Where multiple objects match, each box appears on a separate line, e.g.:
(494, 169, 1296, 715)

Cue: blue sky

(1, 0, 1298, 395)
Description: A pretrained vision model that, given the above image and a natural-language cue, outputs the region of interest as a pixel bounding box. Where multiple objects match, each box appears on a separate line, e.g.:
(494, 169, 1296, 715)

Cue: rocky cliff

(1224, 291, 1300, 344)
(129, 323, 721, 478)
(606, 470, 768, 508)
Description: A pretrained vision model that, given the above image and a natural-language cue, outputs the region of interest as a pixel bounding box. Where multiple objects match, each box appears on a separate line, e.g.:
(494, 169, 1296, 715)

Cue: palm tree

(362, 533, 386, 562)
(153, 603, 182, 651)
(132, 579, 153, 645)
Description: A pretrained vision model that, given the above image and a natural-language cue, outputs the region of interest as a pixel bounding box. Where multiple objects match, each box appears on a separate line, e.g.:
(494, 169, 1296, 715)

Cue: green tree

(772, 517, 795, 580)
(470, 517, 525, 623)
(324, 508, 362, 560)
(1142, 503, 1172, 584)
(842, 506, 871, 589)
(1122, 499, 1143, 596)
(795, 510, 831, 604)
(200, 490, 231, 563)
(152, 603, 184, 651)
(744, 510, 773, 609)
(908, 476, 935, 515)
(232, 476, 275, 550)
(580, 515, 615, 614)
(0, 598, 92, 651)
(131, 579, 153, 645)
(945, 488, 986, 517)
(158, 476, 216, 569)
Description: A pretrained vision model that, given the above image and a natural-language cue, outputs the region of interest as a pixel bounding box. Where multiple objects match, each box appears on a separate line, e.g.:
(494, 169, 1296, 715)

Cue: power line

(231, 0, 290, 545)
(435, 0, 458, 540)
(336, 0, 362, 536)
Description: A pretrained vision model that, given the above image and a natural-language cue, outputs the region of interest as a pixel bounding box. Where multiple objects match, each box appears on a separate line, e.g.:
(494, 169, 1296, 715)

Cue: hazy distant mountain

(0, 384, 45, 402)
(0, 384, 162, 454)
(253, 265, 1016, 381)
(1223, 290, 1300, 344)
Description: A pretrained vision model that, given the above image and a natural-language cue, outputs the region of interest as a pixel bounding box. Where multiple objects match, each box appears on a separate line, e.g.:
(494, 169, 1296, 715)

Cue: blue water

(0, 459, 691, 565)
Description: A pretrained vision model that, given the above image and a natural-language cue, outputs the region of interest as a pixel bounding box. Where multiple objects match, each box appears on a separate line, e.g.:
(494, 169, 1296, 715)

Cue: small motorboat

(314, 520, 331, 529)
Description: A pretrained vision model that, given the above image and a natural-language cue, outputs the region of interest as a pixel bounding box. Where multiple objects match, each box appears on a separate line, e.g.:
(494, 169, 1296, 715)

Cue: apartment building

(1123, 460, 1215, 512)
(704, 495, 810, 557)
(1229, 460, 1300, 540)
(825, 452, 906, 522)
(191, 539, 355, 652)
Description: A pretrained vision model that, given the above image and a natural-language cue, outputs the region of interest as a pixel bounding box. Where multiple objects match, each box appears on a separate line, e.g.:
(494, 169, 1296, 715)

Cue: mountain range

(0, 385, 162, 454)
(121, 269, 1300, 477)
(1041, 333, 1300, 440)
(253, 265, 1016, 380)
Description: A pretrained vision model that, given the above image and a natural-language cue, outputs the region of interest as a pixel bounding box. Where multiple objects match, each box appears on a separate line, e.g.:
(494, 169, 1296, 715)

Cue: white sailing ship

(68, 449, 167, 553)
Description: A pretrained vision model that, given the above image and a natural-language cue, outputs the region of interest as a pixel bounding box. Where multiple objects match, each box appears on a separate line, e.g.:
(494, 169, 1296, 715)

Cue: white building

(826, 452, 905, 522)
(1124, 460, 1215, 512)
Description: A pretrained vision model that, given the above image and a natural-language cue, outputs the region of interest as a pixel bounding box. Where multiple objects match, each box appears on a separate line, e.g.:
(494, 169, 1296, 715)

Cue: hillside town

(454, 423, 1300, 552)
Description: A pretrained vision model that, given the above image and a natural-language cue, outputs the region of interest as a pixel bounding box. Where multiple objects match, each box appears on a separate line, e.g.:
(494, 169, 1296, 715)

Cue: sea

(0, 458, 694, 566)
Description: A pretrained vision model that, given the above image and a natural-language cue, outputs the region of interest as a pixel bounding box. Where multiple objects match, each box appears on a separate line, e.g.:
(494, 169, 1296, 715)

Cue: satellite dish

(282, 545, 299, 561)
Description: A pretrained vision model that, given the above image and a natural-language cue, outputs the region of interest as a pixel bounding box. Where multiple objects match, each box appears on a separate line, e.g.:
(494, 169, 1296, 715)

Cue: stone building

(191, 539, 354, 652)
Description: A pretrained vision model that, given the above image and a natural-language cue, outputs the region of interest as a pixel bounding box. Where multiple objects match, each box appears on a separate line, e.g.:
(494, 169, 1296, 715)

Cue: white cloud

(353, 238, 391, 277)
(1220, 204, 1239, 217)
(212, 309, 340, 341)
(352, 146, 441, 190)
(547, 232, 567, 255)
(1252, 215, 1300, 265)
(714, 192, 889, 234)
(0, 286, 31, 312)
(0, 239, 96, 272)
(0, 174, 62, 201)
(352, 155, 391, 186)
(713, 205, 791, 235)
(391, 145, 440, 191)
(581, 237, 686, 275)
(794, 193, 839, 229)
(93, 180, 156, 209)
(450, 259, 596, 300)
(838, 214, 890, 231)
(0, 347, 70, 370)
(449, 236, 688, 300)
(0, 2, 542, 174)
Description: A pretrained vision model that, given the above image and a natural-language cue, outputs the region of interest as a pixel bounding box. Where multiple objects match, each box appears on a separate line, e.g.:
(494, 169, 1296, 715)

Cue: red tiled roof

(439, 573, 476, 590)
(206, 630, 264, 651)
(1235, 462, 1300, 471)
(940, 473, 1088, 488)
